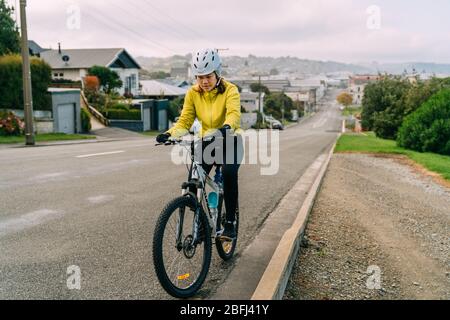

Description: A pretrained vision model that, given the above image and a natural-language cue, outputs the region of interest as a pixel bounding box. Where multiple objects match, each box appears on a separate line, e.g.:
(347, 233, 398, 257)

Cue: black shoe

(219, 221, 236, 241)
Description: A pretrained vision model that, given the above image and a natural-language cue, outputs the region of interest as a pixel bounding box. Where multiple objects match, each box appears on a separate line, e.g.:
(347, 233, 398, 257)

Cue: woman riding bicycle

(157, 48, 243, 241)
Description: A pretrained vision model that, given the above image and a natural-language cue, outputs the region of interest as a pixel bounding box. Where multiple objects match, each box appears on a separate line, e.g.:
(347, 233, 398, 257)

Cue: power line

(135, 0, 212, 45)
(108, 0, 187, 43)
(60, 0, 176, 55)
(84, 9, 175, 55)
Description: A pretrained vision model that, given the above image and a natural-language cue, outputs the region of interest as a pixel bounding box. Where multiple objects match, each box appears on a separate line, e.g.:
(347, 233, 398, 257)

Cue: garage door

(58, 104, 75, 134)
(143, 107, 150, 131)
(158, 109, 167, 132)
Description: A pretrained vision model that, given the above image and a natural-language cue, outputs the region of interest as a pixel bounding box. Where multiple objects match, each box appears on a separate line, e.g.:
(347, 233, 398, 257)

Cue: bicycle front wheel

(153, 196, 212, 298)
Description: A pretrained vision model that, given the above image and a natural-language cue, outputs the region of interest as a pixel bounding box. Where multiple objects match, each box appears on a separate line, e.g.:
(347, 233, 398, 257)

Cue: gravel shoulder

(284, 153, 450, 300)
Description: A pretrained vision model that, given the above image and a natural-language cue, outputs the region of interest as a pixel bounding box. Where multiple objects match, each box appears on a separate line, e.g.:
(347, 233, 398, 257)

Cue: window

(131, 74, 137, 89)
(54, 73, 58, 77)
(59, 73, 64, 77)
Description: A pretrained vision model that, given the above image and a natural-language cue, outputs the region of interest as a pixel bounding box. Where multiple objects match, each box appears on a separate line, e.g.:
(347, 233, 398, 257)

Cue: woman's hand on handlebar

(156, 133, 171, 144)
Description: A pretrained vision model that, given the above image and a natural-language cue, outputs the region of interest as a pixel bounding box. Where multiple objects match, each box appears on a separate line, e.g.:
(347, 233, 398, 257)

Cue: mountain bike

(153, 136, 239, 298)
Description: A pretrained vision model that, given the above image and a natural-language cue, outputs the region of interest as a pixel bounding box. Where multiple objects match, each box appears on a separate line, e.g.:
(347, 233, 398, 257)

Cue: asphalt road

(0, 90, 343, 299)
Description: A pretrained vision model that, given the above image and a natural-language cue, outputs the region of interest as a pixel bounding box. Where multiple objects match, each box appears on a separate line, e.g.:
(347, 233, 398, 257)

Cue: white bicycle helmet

(192, 48, 222, 77)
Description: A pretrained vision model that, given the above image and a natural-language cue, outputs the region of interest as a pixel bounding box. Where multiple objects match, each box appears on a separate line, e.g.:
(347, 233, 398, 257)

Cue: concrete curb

(251, 124, 343, 300)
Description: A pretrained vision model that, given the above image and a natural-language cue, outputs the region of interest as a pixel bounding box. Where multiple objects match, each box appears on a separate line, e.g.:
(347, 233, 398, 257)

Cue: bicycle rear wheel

(153, 196, 212, 298)
(215, 197, 239, 261)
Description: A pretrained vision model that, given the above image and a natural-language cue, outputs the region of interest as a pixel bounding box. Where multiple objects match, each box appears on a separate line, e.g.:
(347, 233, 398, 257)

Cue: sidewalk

(211, 139, 336, 300)
(284, 154, 450, 300)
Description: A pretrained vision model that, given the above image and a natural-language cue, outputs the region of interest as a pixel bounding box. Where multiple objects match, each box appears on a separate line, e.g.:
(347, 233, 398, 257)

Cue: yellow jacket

(167, 80, 242, 137)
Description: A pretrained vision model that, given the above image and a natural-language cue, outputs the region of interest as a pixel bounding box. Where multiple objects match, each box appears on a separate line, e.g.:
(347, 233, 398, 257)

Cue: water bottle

(208, 191, 219, 216)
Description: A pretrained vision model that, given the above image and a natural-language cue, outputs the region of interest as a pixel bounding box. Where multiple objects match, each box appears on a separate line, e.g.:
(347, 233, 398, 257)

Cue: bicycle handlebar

(155, 135, 216, 147)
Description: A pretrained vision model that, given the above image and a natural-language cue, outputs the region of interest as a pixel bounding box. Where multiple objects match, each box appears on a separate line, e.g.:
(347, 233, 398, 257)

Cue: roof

(28, 40, 49, 55)
(140, 80, 188, 97)
(40, 48, 141, 70)
(48, 88, 81, 95)
(240, 92, 265, 100)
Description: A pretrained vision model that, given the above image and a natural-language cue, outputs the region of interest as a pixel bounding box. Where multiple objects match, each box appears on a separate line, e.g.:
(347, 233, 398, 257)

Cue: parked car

(264, 115, 284, 130)
(272, 120, 284, 130)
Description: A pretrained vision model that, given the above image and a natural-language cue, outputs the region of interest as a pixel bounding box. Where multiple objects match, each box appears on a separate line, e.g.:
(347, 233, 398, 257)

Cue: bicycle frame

(178, 138, 224, 244)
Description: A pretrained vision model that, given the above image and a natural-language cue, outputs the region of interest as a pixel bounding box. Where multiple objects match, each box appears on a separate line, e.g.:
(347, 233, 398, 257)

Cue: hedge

(104, 109, 141, 121)
(81, 108, 92, 133)
(0, 54, 52, 111)
(397, 89, 450, 155)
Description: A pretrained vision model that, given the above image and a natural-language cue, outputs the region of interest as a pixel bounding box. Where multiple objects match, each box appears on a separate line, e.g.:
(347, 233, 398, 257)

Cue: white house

(349, 75, 381, 105)
(139, 80, 188, 98)
(240, 92, 265, 113)
(37, 44, 141, 96)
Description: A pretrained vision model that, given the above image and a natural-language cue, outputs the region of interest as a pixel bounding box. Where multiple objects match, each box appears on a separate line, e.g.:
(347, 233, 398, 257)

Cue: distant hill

(135, 54, 450, 77)
(361, 62, 450, 75)
(136, 54, 371, 76)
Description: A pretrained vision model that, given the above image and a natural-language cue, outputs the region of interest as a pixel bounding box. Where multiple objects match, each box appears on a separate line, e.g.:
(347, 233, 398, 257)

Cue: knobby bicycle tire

(152, 196, 212, 298)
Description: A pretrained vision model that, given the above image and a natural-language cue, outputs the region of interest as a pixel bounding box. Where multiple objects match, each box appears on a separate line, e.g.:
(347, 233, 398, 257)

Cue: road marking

(76, 151, 125, 158)
(0, 209, 61, 237)
(87, 195, 115, 204)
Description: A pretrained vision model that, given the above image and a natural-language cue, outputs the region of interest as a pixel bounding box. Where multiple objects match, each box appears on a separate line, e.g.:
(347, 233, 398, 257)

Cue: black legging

(197, 135, 243, 222)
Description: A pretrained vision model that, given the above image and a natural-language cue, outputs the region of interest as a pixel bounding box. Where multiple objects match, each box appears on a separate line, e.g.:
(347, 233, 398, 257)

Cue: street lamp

(19, 0, 35, 145)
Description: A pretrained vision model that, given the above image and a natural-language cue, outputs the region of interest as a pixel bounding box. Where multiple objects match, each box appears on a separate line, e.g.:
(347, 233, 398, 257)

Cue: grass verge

(336, 132, 450, 181)
(0, 133, 96, 144)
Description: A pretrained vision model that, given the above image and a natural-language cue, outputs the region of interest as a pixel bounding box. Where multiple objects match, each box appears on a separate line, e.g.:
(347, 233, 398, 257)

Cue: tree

(84, 75, 100, 92)
(88, 65, 123, 93)
(250, 83, 270, 95)
(264, 93, 294, 121)
(336, 92, 353, 107)
(0, 0, 20, 55)
(270, 68, 279, 76)
(397, 89, 450, 155)
(0, 54, 52, 110)
(149, 71, 170, 79)
(168, 96, 184, 122)
(361, 76, 411, 135)
(363, 76, 450, 140)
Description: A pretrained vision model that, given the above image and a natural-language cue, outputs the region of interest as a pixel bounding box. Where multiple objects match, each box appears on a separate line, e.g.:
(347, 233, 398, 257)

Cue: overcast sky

(8, 0, 450, 63)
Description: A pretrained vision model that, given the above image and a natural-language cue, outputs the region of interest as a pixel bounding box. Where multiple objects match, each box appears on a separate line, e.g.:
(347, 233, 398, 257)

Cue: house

(28, 40, 49, 57)
(139, 80, 188, 99)
(240, 92, 265, 113)
(285, 88, 317, 113)
(34, 42, 141, 96)
(170, 66, 190, 79)
(349, 75, 381, 105)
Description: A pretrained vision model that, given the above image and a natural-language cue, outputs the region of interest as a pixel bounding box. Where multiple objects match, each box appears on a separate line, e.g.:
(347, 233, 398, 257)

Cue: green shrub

(109, 103, 130, 111)
(0, 54, 52, 111)
(104, 109, 141, 120)
(81, 108, 91, 133)
(0, 111, 24, 136)
(397, 89, 450, 155)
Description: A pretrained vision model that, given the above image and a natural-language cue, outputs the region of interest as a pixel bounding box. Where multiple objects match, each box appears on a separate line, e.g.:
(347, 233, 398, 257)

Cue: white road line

(87, 195, 115, 204)
(0, 209, 61, 237)
(76, 151, 125, 158)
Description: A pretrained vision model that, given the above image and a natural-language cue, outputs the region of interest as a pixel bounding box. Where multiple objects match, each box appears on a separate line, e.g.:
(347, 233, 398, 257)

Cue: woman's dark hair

(194, 72, 226, 95)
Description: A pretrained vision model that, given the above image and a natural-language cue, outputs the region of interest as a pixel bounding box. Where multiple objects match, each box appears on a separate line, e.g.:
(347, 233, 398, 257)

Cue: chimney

(58, 42, 61, 54)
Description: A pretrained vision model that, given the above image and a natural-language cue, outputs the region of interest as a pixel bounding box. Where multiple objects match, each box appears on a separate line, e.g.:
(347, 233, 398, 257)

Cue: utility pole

(19, 0, 35, 145)
(258, 75, 264, 125)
